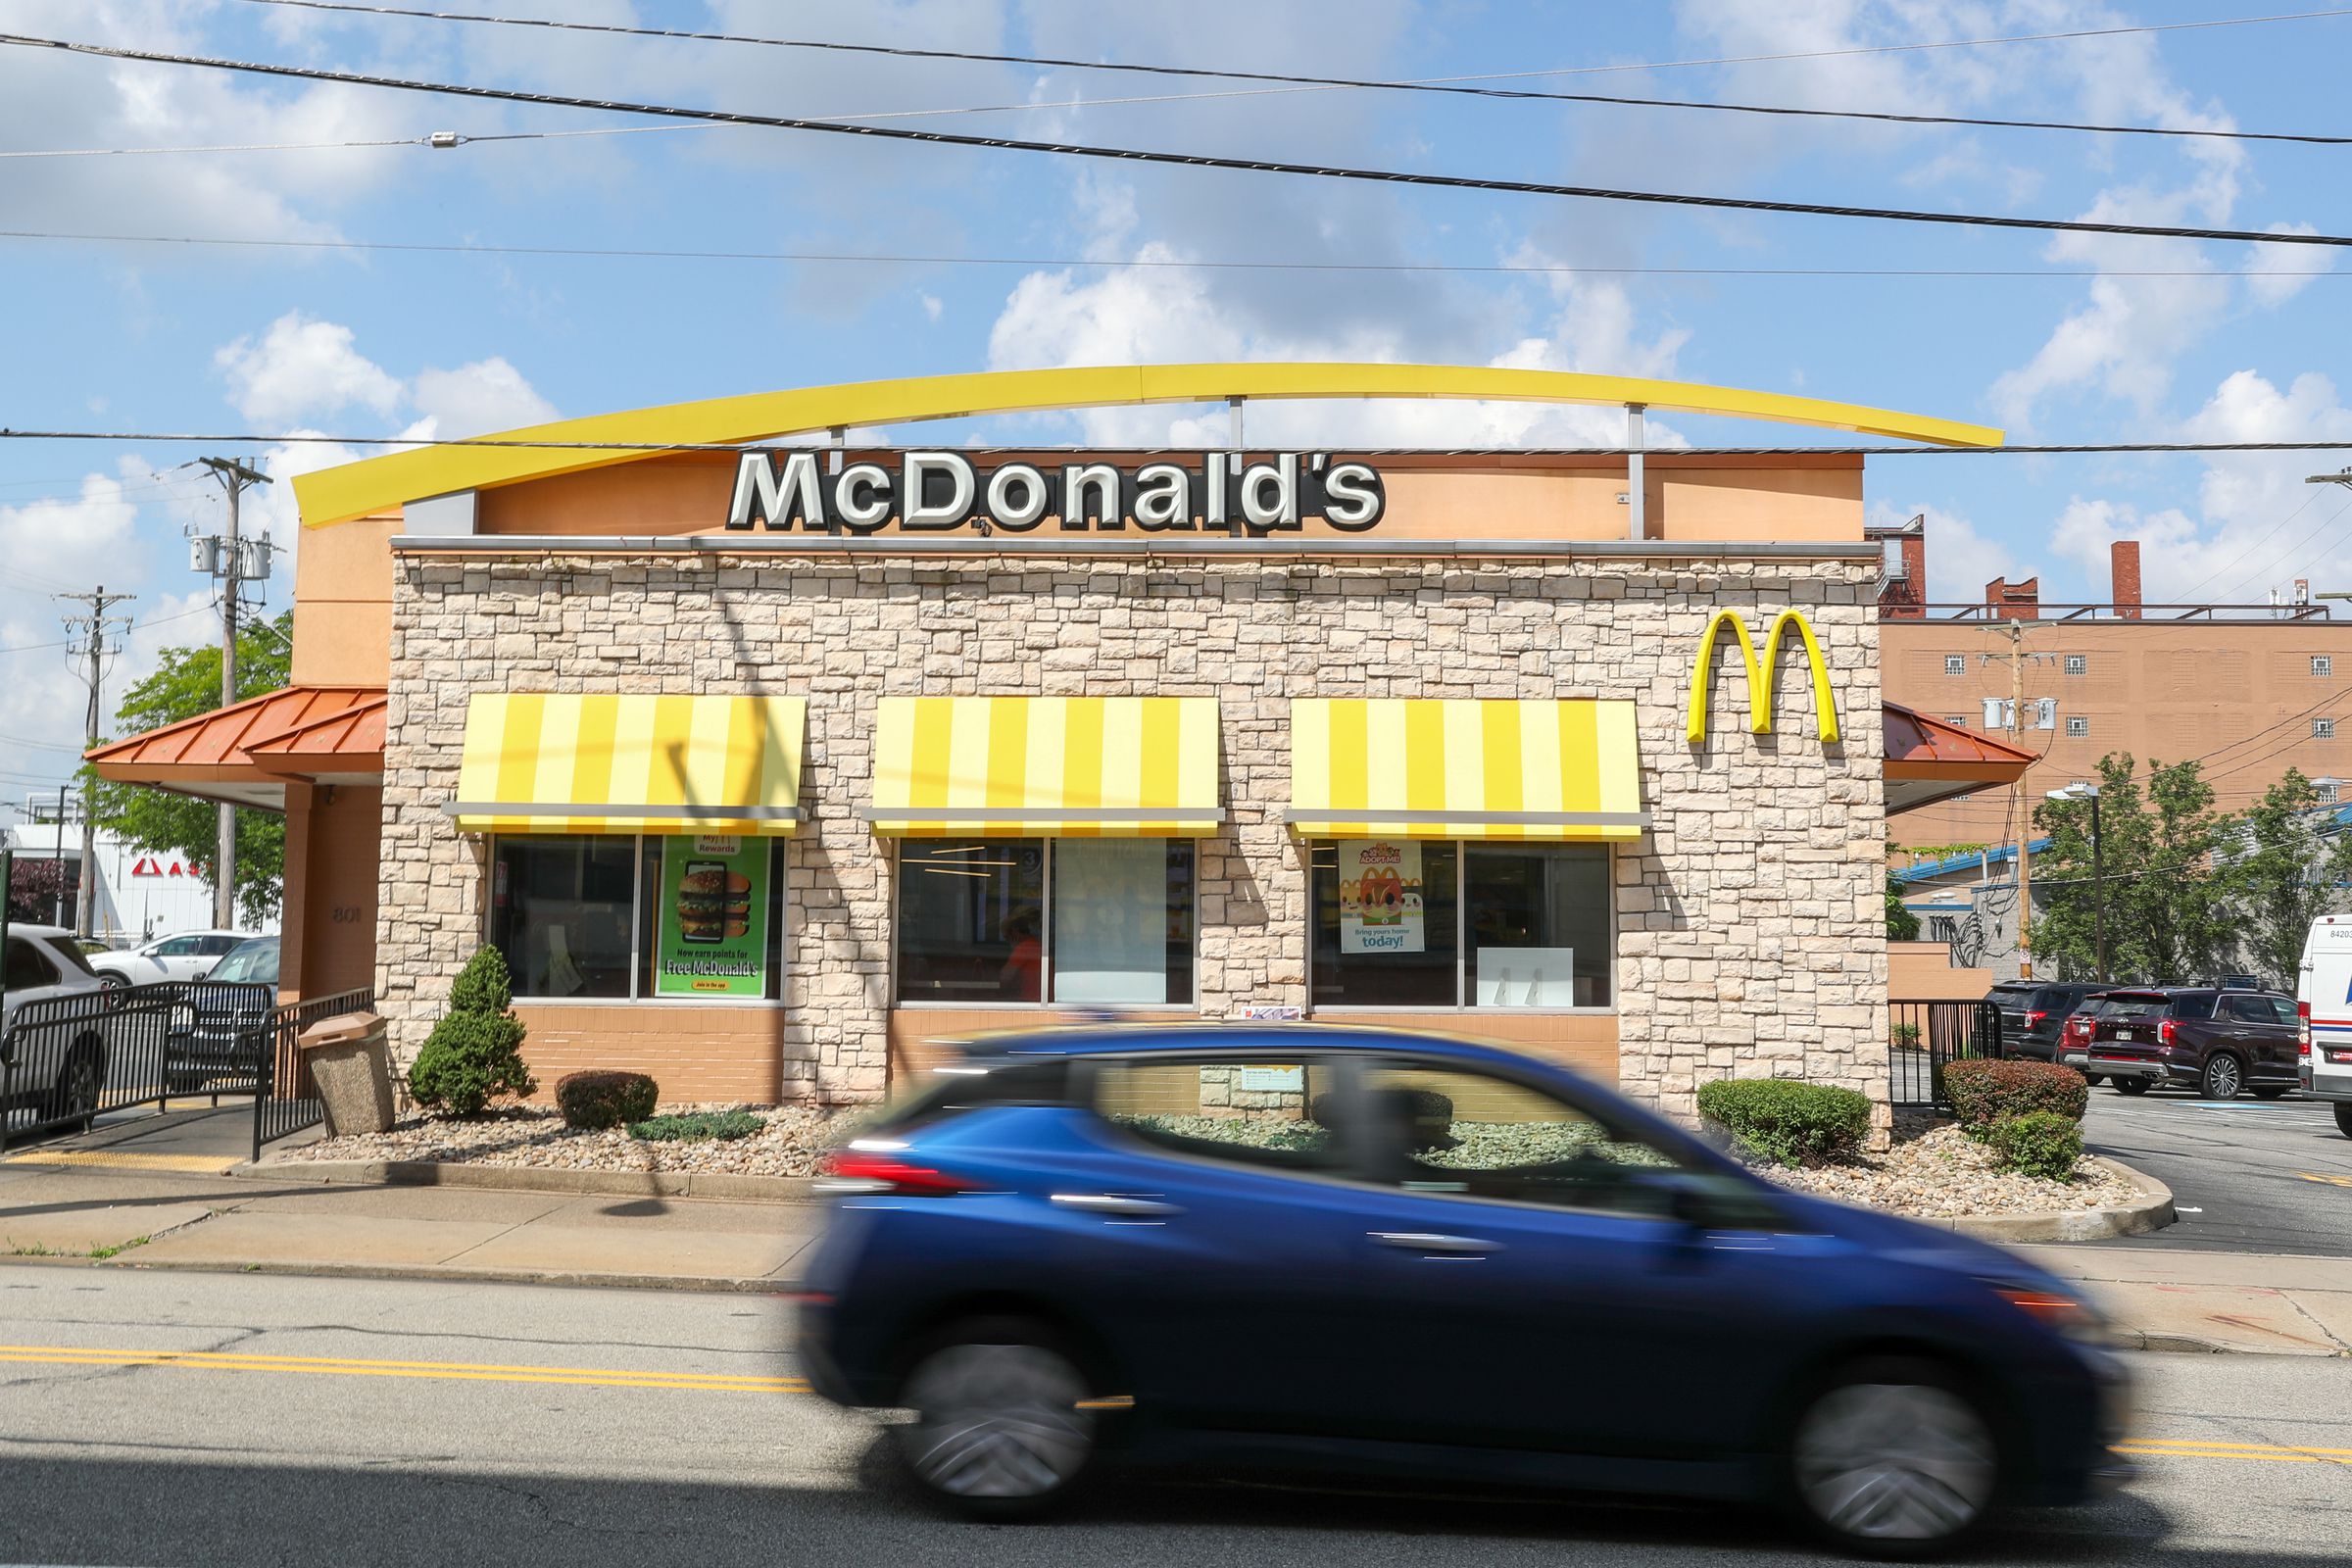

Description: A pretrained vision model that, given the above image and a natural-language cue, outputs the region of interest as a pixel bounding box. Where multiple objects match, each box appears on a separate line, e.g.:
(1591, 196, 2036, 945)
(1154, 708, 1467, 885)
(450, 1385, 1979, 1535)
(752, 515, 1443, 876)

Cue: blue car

(798, 1025, 2131, 1555)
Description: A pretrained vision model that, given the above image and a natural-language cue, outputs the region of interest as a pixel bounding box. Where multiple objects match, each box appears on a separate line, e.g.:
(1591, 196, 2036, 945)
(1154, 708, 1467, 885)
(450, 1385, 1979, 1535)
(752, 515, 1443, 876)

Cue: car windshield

(211, 942, 274, 983)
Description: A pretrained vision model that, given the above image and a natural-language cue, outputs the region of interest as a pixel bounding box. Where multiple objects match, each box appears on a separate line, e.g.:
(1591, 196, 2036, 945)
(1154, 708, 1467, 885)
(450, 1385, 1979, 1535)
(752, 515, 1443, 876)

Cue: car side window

(1093, 1055, 1348, 1173)
(2268, 998, 2298, 1027)
(198, 935, 238, 956)
(152, 936, 199, 957)
(6, 937, 58, 990)
(2171, 994, 2216, 1020)
(1358, 1060, 1689, 1217)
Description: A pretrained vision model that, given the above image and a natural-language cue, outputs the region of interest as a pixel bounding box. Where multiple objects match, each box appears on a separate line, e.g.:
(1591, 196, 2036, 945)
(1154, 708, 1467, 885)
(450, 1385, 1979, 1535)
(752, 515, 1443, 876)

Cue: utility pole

(60, 587, 133, 939)
(1981, 622, 2055, 977)
(196, 458, 271, 929)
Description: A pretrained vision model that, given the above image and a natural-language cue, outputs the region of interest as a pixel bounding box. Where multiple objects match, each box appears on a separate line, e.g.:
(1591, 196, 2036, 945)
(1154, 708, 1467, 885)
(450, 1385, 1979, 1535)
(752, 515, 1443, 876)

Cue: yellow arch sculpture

(1685, 609, 1841, 746)
(294, 363, 2002, 528)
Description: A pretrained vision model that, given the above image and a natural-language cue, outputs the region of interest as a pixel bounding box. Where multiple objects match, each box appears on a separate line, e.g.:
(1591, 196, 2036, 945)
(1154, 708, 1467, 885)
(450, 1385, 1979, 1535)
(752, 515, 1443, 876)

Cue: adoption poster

(655, 835, 769, 998)
(1337, 838, 1425, 956)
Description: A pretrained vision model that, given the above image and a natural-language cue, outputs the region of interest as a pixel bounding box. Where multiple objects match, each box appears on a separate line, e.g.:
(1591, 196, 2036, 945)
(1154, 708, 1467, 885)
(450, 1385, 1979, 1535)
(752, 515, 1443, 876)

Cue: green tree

(2224, 768, 2352, 989)
(84, 612, 291, 927)
(2029, 754, 2233, 983)
(409, 948, 535, 1116)
(1886, 872, 1921, 941)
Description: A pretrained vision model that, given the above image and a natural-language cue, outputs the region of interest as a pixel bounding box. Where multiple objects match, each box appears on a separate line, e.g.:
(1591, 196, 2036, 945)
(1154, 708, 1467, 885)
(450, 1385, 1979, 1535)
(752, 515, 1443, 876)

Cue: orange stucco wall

(280, 781, 382, 1000)
(1888, 941, 1991, 1002)
(290, 514, 400, 688)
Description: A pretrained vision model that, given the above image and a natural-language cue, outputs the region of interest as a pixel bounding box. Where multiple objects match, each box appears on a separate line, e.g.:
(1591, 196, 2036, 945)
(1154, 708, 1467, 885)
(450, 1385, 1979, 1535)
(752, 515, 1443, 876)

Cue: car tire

(2083, 1073, 2107, 1088)
(2336, 1102, 2352, 1139)
(2200, 1054, 2245, 1102)
(46, 1041, 104, 1131)
(96, 971, 127, 991)
(895, 1318, 1099, 1519)
(1784, 1355, 2000, 1558)
(2116, 1079, 2152, 1096)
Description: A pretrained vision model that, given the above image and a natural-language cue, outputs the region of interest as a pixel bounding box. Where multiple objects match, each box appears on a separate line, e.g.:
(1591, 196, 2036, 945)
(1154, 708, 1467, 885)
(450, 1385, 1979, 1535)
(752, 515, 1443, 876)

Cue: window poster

(656, 835, 768, 999)
(1337, 838, 1425, 956)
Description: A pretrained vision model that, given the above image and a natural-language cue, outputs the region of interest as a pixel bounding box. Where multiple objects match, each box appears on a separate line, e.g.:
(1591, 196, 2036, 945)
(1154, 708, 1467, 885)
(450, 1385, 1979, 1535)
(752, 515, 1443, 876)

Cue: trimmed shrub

(1695, 1078, 1872, 1169)
(407, 948, 535, 1116)
(1943, 1058, 2088, 1135)
(1983, 1110, 2084, 1181)
(629, 1109, 764, 1143)
(555, 1070, 660, 1131)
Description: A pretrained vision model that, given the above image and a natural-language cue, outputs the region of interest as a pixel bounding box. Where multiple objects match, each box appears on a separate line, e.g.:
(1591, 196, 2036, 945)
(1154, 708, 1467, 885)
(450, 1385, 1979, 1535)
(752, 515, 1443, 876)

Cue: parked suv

(1986, 981, 2112, 1063)
(2088, 987, 2302, 1100)
(2057, 992, 2122, 1086)
(2, 924, 114, 1128)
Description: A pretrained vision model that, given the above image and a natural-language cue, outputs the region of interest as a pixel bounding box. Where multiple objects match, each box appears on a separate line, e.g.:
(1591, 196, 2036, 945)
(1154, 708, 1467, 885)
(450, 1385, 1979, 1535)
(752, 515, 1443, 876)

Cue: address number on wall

(330, 906, 368, 923)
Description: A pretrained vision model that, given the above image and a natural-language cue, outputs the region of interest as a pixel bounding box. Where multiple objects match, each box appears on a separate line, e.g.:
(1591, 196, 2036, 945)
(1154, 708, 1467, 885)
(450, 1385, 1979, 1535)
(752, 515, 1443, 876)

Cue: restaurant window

(894, 839, 1195, 1007)
(489, 835, 784, 1003)
(1308, 841, 1611, 1010)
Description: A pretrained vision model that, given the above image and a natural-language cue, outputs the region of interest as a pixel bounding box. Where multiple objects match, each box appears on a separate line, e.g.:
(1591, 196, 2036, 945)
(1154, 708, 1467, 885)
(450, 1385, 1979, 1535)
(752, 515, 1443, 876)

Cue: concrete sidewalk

(3, 1108, 2350, 1348)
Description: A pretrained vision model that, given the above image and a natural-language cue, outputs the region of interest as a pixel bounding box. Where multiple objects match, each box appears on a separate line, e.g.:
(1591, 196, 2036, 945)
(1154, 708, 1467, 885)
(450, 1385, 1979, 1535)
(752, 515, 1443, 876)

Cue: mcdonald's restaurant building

(89, 367, 2030, 1133)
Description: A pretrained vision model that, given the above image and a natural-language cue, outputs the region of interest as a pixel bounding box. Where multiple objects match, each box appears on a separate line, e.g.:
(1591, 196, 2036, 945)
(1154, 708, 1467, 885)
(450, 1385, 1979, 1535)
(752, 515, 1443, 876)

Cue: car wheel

(2116, 1079, 2151, 1096)
(1786, 1357, 1999, 1557)
(896, 1320, 1098, 1519)
(2336, 1103, 2352, 1139)
(2200, 1054, 2245, 1102)
(47, 1043, 103, 1131)
(2083, 1073, 2107, 1088)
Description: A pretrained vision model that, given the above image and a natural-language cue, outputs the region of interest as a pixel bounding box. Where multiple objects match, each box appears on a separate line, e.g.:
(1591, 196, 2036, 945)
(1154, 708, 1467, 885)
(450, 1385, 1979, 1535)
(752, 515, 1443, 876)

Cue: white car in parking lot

(86, 929, 257, 989)
(2301, 915, 2352, 1138)
(3, 923, 115, 1127)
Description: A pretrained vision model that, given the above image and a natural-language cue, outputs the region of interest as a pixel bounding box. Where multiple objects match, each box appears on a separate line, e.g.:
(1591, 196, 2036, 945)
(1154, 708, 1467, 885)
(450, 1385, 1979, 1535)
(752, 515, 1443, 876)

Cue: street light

(2047, 782, 2105, 982)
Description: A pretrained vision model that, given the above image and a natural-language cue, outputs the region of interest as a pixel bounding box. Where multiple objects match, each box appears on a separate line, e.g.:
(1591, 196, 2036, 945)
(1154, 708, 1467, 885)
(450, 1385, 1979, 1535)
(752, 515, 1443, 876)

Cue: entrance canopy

(864, 697, 1221, 838)
(444, 694, 807, 836)
(1884, 703, 2035, 814)
(1287, 698, 1647, 841)
(85, 685, 385, 809)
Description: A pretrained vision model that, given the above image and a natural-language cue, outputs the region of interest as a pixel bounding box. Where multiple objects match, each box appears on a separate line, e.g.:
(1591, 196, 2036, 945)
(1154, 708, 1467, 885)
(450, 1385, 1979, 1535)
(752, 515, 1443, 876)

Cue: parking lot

(2082, 1088, 2352, 1255)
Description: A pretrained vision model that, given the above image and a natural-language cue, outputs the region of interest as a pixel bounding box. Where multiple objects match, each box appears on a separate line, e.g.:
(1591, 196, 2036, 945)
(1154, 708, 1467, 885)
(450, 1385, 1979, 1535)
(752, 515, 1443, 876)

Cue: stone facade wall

(379, 553, 1887, 1126)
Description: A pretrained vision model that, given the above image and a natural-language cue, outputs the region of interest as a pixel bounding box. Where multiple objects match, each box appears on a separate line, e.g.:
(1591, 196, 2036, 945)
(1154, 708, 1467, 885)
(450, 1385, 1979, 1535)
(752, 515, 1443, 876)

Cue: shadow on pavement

(0, 1438, 2278, 1568)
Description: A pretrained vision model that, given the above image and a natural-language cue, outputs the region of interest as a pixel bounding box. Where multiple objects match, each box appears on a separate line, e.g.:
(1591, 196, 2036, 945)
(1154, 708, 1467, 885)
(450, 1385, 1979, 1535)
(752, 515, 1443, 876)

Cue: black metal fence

(251, 986, 375, 1160)
(0, 980, 275, 1154)
(1888, 999, 2003, 1110)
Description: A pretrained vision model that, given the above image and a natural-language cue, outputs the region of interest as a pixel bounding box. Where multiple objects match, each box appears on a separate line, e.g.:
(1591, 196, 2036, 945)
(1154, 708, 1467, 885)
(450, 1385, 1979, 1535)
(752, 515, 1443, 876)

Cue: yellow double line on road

(0, 1344, 808, 1395)
(2120, 1438, 2352, 1467)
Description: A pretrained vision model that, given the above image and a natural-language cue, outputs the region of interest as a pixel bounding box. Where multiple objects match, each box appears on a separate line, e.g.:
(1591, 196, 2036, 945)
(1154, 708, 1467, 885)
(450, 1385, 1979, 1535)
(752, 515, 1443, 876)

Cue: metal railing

(251, 986, 374, 1161)
(0, 980, 274, 1154)
(1888, 999, 2002, 1110)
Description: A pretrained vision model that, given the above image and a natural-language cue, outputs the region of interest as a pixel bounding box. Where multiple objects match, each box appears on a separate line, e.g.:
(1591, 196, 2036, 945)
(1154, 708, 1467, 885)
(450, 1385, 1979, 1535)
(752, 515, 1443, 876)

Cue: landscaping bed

(272, 1104, 856, 1177)
(1758, 1111, 2140, 1219)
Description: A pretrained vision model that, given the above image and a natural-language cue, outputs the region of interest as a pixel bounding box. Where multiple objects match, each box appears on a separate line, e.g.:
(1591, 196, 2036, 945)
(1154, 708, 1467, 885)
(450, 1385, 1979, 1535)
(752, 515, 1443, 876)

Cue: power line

(2211, 493, 2352, 601)
(219, 0, 2352, 138)
(8, 31, 2352, 254)
(13, 11, 2349, 153)
(2, 226, 2344, 283)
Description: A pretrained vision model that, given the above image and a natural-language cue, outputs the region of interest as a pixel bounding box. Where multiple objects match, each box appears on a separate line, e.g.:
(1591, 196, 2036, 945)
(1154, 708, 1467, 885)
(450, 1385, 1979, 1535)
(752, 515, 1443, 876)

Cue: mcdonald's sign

(1685, 609, 1841, 745)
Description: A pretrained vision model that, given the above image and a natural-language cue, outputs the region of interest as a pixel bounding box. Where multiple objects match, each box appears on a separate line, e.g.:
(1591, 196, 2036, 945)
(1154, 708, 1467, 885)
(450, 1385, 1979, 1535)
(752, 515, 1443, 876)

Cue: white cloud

(216, 314, 406, 427)
(2243, 224, 2334, 310)
(407, 357, 560, 441)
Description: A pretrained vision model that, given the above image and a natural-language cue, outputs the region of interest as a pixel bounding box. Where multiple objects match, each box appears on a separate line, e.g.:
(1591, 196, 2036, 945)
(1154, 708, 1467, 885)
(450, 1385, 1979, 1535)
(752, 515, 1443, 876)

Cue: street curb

(1934, 1156, 2176, 1244)
(234, 1157, 820, 1204)
(97, 1255, 783, 1294)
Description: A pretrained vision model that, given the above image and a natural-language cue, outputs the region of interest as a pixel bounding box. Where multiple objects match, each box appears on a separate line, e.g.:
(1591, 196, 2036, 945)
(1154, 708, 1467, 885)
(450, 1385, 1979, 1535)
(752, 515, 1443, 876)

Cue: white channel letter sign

(725, 450, 1386, 534)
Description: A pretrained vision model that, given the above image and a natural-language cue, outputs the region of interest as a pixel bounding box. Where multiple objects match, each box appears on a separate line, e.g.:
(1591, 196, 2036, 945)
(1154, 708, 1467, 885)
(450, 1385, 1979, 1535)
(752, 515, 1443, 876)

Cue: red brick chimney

(1869, 514, 1927, 618)
(2111, 540, 2142, 620)
(1985, 575, 2040, 620)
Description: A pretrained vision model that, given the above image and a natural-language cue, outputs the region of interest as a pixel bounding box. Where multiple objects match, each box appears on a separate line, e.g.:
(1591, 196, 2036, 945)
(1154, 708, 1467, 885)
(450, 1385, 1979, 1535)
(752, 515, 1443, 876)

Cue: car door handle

(1051, 1194, 1183, 1218)
(1369, 1231, 1501, 1255)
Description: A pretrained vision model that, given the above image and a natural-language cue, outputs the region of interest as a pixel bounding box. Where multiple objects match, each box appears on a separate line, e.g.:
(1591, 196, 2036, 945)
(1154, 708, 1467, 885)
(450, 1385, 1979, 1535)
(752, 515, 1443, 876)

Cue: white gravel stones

(276, 1104, 858, 1177)
(1762, 1116, 2136, 1218)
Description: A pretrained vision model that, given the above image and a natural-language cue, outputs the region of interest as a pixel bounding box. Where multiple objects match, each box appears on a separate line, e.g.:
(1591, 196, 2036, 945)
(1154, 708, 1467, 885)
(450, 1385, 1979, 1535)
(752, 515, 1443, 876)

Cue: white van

(2299, 914, 2352, 1137)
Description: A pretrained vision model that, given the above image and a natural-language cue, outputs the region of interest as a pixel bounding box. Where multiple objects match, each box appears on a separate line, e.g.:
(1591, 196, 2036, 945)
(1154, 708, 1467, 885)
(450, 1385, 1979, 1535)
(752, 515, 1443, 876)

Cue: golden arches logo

(1685, 610, 1841, 746)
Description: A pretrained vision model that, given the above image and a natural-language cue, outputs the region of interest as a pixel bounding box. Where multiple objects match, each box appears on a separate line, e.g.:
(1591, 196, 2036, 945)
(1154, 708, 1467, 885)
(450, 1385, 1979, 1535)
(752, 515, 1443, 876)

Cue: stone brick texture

(379, 553, 1888, 1129)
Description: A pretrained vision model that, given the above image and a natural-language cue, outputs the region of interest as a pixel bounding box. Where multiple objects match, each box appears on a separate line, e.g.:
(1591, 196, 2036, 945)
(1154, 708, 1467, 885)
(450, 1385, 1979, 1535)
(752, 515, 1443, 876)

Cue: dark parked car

(167, 935, 278, 1093)
(798, 1025, 2131, 1555)
(2087, 987, 2302, 1100)
(2057, 993, 2123, 1087)
(1985, 981, 2112, 1063)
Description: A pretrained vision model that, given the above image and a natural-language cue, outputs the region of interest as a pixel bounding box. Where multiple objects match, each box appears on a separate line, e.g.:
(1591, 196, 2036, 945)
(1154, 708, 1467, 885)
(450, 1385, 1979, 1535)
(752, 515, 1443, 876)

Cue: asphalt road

(1, 1266, 2347, 1568)
(2082, 1090, 2352, 1255)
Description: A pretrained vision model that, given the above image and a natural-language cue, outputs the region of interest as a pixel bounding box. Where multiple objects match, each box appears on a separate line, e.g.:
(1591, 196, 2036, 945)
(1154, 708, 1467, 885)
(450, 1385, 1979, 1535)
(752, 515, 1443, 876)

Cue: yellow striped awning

(1288, 698, 1646, 840)
(866, 697, 1220, 837)
(445, 694, 806, 835)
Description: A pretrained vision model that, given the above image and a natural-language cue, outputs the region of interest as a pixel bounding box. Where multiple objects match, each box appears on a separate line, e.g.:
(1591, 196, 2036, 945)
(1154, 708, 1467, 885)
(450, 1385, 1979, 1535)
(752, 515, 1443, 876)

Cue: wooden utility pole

(197, 458, 270, 929)
(59, 586, 134, 938)
(2010, 621, 2032, 975)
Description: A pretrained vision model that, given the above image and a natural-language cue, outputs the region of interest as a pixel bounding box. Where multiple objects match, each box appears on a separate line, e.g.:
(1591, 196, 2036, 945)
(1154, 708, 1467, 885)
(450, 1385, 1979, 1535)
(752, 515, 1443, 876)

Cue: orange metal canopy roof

(1884, 701, 2034, 815)
(85, 686, 385, 809)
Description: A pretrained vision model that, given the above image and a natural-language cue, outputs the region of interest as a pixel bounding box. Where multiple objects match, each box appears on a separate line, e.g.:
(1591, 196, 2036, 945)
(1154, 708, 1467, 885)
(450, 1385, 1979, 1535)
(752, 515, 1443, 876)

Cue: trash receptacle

(299, 1011, 396, 1137)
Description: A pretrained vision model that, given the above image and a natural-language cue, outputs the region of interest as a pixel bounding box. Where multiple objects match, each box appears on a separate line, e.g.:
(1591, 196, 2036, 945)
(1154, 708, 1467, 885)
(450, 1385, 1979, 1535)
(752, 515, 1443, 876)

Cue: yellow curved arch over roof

(293, 363, 2002, 528)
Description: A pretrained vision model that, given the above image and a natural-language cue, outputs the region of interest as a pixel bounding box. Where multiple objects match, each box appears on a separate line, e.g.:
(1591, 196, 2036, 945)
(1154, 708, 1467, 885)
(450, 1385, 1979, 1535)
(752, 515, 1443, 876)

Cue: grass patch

(627, 1110, 765, 1144)
(87, 1236, 151, 1260)
(7, 1240, 64, 1257)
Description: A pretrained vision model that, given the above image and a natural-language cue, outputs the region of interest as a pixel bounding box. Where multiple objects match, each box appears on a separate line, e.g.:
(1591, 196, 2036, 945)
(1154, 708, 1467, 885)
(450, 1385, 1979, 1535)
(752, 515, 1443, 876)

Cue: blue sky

(4, 0, 2351, 810)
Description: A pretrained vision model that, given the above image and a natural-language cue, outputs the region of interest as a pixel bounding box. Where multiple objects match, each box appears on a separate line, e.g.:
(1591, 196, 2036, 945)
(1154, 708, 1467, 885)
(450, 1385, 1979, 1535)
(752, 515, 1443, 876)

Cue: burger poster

(1336, 838, 1424, 956)
(655, 835, 768, 999)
